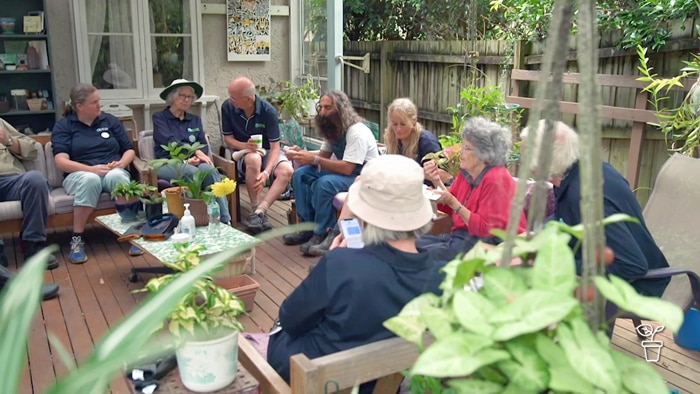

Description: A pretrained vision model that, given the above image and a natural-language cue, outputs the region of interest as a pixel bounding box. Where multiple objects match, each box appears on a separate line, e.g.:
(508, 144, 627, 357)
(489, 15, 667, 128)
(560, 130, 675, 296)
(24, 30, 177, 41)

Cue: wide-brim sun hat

(348, 154, 433, 232)
(159, 78, 204, 101)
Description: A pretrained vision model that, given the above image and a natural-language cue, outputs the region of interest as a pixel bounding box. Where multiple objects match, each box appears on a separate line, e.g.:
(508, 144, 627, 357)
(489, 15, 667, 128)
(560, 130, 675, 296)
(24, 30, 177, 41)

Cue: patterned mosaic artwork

(227, 0, 271, 61)
(96, 213, 257, 264)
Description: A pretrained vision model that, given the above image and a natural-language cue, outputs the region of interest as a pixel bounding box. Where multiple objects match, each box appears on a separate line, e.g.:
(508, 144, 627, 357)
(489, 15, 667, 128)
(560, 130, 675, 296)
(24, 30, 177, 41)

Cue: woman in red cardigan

(418, 116, 527, 261)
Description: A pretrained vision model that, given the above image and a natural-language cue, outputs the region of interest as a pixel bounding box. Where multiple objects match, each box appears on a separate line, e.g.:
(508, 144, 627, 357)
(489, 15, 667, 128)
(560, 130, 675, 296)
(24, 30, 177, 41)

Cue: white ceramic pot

(175, 330, 239, 392)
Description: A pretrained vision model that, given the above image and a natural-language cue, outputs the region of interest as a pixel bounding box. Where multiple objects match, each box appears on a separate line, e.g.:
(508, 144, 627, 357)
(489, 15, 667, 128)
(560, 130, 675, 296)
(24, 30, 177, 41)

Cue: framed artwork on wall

(226, 0, 271, 61)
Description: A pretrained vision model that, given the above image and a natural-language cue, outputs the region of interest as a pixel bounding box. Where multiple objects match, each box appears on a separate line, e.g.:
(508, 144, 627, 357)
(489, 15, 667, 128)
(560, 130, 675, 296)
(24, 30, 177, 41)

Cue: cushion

(333, 192, 348, 211)
(44, 142, 64, 189)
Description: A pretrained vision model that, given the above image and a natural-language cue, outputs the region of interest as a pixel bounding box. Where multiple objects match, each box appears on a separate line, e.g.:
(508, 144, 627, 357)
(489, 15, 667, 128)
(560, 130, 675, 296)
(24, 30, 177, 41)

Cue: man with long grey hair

(520, 119, 669, 297)
(284, 90, 379, 256)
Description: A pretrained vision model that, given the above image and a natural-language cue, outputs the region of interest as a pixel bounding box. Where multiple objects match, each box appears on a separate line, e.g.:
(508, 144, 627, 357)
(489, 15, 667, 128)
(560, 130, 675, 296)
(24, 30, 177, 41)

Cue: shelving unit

(0, 0, 58, 136)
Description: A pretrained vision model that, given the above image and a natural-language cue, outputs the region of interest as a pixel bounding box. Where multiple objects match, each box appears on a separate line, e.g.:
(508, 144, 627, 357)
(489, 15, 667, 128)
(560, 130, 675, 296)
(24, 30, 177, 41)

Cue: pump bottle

(180, 203, 196, 239)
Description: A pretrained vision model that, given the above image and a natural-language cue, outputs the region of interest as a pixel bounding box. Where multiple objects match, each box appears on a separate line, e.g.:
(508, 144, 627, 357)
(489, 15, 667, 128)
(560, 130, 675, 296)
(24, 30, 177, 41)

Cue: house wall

(46, 0, 292, 153)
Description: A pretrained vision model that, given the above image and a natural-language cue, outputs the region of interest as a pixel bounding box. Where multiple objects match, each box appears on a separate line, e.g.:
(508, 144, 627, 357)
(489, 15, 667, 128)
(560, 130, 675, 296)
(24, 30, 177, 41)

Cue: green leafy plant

(148, 141, 206, 177)
(139, 244, 245, 341)
(171, 167, 217, 202)
(278, 77, 321, 121)
(385, 218, 684, 394)
(110, 180, 153, 202)
(638, 44, 700, 157)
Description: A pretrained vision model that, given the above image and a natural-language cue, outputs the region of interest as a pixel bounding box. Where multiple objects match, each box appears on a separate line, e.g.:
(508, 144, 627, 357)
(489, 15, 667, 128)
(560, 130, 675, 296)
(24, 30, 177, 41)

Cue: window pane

(152, 37, 193, 88)
(89, 35, 136, 90)
(149, 0, 192, 34)
(86, 1, 133, 34)
(149, 0, 193, 89)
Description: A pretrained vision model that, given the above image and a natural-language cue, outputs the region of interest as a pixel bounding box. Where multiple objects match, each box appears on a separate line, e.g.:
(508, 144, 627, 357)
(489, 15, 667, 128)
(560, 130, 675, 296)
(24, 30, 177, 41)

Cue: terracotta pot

(214, 274, 259, 312)
(182, 197, 208, 226)
(163, 186, 185, 218)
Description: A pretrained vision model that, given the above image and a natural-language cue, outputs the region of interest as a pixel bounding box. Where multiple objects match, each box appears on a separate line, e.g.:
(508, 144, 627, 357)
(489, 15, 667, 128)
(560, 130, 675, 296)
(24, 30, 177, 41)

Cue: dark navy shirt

(399, 129, 442, 186)
(52, 112, 133, 167)
(555, 161, 670, 297)
(152, 108, 209, 159)
(400, 129, 442, 165)
(267, 243, 445, 384)
(221, 96, 280, 150)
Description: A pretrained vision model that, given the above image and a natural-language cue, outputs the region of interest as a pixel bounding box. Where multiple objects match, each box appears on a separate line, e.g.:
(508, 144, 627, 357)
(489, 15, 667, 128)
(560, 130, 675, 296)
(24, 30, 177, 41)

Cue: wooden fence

(303, 18, 699, 205)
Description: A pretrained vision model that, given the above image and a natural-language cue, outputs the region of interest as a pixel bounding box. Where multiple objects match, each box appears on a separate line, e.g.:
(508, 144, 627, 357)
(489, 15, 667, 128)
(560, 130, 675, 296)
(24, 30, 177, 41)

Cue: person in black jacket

(267, 155, 445, 387)
(520, 120, 670, 297)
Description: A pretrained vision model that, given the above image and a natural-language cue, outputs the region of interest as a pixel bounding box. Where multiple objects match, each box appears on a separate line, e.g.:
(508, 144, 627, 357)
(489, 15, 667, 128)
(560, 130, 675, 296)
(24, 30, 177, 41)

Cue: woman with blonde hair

(383, 98, 442, 184)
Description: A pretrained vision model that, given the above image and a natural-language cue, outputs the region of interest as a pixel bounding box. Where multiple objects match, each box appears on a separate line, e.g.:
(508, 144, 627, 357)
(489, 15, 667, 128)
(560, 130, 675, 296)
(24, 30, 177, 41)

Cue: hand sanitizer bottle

(180, 203, 196, 239)
(161, 191, 169, 214)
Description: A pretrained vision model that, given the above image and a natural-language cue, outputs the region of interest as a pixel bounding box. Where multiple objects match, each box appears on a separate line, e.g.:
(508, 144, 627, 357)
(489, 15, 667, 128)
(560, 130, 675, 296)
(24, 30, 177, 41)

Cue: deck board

(3, 187, 698, 393)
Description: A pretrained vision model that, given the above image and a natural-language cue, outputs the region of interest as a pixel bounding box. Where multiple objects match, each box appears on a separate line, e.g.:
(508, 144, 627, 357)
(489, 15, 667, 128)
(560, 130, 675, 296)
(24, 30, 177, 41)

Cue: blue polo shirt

(221, 96, 280, 150)
(52, 112, 133, 167)
(152, 108, 209, 159)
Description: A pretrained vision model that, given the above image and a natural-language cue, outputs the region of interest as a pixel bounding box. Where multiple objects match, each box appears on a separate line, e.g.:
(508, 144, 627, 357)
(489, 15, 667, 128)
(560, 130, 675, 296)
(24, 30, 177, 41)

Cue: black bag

(118, 213, 180, 242)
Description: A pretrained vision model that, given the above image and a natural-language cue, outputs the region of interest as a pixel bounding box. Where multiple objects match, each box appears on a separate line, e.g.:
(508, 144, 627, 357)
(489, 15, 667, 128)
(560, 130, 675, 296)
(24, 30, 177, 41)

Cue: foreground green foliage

(385, 220, 683, 393)
(0, 225, 309, 394)
(141, 244, 245, 341)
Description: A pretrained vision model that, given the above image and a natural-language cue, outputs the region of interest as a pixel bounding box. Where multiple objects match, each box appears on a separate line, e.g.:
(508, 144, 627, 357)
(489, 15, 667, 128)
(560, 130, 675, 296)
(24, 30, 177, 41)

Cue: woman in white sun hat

(267, 154, 447, 390)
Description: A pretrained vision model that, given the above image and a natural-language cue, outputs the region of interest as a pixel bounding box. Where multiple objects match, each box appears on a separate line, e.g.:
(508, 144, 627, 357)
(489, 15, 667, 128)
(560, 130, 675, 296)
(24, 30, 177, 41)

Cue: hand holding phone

(339, 218, 364, 249)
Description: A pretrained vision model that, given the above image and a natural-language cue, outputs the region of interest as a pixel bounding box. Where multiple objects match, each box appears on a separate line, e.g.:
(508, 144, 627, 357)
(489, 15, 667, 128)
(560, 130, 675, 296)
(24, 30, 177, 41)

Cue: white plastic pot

(175, 330, 239, 392)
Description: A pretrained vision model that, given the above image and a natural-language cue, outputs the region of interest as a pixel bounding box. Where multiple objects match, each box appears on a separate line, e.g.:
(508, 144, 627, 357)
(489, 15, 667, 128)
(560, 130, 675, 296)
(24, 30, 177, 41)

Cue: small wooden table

(157, 362, 259, 393)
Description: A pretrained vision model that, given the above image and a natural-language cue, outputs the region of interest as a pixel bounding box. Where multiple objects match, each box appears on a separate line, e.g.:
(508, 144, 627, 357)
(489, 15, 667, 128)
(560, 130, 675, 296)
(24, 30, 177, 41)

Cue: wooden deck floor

(4, 188, 699, 393)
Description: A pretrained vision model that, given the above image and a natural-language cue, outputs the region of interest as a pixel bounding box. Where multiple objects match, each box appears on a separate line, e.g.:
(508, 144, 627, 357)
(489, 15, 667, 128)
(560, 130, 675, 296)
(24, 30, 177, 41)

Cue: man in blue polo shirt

(222, 77, 294, 234)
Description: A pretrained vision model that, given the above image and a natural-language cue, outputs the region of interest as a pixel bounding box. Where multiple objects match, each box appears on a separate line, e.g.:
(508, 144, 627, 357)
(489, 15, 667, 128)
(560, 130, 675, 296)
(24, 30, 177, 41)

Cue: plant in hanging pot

(278, 76, 320, 122)
(110, 180, 150, 222)
(141, 244, 246, 393)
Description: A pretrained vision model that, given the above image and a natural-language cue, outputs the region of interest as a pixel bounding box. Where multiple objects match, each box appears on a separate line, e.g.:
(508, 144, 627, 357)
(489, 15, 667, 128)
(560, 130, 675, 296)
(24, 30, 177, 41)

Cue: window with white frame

(71, 0, 202, 100)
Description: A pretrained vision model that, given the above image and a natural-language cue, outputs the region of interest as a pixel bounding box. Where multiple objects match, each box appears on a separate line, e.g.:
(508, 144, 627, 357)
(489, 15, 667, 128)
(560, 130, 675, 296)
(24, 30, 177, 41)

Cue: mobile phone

(339, 218, 364, 249)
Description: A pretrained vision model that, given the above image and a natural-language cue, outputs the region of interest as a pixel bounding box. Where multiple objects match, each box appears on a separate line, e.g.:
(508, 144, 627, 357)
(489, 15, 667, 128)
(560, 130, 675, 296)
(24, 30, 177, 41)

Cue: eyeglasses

(461, 145, 475, 152)
(178, 94, 196, 101)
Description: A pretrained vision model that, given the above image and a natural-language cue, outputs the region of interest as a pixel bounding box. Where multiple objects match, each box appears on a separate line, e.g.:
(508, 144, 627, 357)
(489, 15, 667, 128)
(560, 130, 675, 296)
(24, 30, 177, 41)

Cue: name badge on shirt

(97, 127, 110, 139)
(188, 134, 197, 143)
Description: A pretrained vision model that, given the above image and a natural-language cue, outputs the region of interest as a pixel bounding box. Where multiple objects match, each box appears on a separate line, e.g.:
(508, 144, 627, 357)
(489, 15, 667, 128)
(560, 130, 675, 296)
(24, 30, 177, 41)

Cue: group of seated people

(0, 76, 673, 385)
(266, 111, 671, 386)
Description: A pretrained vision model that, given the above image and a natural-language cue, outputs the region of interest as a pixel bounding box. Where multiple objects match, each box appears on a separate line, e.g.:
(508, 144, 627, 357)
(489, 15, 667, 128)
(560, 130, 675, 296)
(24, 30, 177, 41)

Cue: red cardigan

(439, 166, 527, 237)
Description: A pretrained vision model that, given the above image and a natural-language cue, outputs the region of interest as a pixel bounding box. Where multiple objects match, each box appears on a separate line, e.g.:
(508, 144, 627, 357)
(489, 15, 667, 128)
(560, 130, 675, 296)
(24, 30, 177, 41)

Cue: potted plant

(384, 219, 684, 393)
(148, 141, 206, 217)
(139, 186, 164, 220)
(111, 180, 150, 222)
(141, 244, 246, 392)
(278, 77, 320, 122)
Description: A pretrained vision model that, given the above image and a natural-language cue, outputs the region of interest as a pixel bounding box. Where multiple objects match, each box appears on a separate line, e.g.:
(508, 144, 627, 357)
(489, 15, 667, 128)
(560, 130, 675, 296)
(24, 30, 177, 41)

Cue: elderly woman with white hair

(152, 79, 231, 224)
(419, 116, 527, 261)
(520, 119, 669, 298)
(267, 155, 445, 389)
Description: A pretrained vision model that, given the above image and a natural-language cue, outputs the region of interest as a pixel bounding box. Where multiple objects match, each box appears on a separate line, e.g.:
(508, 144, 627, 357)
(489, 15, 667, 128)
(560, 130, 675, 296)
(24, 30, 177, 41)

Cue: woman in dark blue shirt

(383, 98, 447, 186)
(152, 79, 231, 224)
(52, 83, 136, 264)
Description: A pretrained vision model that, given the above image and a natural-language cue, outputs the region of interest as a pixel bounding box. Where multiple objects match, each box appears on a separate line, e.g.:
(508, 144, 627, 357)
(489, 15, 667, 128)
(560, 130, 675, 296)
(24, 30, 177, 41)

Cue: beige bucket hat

(348, 155, 433, 232)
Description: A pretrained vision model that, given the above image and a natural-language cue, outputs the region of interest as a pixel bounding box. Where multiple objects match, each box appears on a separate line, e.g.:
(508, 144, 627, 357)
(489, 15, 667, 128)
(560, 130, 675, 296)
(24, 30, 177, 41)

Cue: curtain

(85, 1, 107, 74)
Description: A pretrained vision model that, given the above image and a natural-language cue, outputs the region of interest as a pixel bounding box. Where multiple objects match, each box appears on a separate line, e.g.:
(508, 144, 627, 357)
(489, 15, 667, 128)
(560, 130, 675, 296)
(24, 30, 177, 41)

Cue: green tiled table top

(95, 213, 257, 264)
